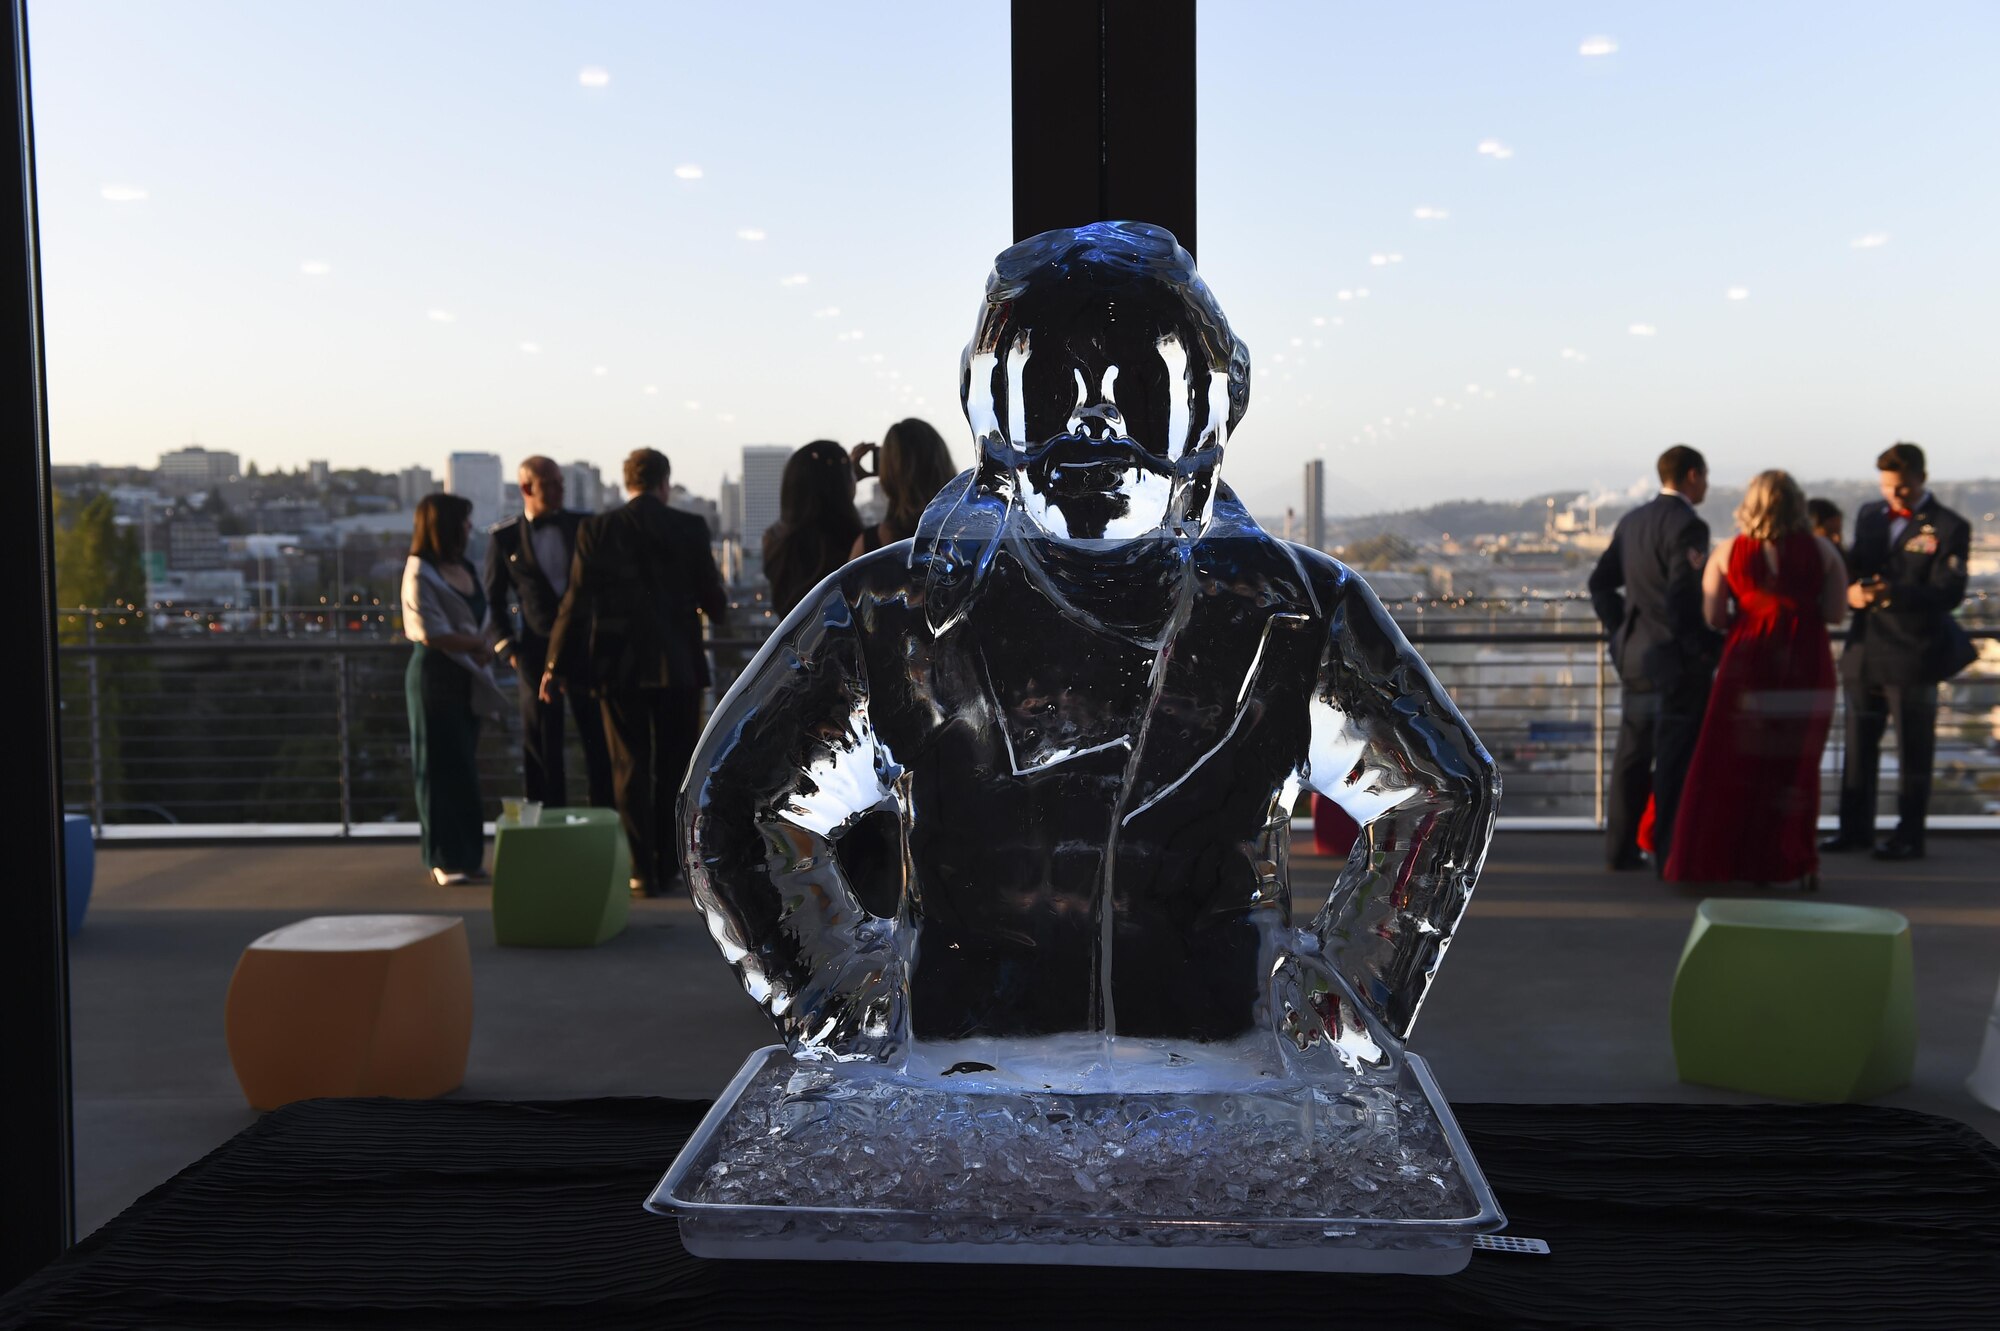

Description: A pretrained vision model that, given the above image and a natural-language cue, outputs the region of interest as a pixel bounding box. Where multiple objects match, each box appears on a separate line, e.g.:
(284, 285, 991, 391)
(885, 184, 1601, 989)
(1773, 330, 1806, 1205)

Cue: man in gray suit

(1589, 445, 1723, 874)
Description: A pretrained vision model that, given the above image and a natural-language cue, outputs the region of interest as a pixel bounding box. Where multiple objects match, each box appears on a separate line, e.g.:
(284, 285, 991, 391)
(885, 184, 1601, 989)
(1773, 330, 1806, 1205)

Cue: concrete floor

(66, 833, 2000, 1237)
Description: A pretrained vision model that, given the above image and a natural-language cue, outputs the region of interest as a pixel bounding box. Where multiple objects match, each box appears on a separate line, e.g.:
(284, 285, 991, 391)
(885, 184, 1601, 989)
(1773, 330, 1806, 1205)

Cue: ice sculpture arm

(681, 578, 904, 1062)
(1303, 564, 1500, 1041)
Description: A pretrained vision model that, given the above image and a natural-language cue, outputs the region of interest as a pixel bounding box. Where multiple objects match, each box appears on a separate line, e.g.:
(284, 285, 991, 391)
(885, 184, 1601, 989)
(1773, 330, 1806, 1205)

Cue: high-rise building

(397, 466, 435, 510)
(307, 460, 330, 490)
(1301, 459, 1326, 552)
(717, 476, 741, 538)
(739, 445, 791, 561)
(565, 460, 608, 513)
(446, 452, 504, 530)
(158, 445, 241, 495)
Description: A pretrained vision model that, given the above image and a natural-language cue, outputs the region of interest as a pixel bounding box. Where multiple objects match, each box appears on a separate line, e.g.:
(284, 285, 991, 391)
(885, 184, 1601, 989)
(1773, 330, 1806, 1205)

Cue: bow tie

(529, 515, 560, 531)
(1890, 507, 1915, 521)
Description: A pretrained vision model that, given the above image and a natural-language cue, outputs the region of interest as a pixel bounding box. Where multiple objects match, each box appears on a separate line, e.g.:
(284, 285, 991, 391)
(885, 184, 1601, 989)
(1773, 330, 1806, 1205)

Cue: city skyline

(27, 2, 2000, 518)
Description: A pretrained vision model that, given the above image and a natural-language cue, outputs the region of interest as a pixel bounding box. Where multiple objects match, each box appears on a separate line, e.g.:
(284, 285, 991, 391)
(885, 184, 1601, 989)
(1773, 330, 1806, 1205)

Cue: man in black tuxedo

(483, 457, 612, 810)
(1589, 445, 1723, 874)
(1825, 442, 1974, 861)
(543, 448, 727, 896)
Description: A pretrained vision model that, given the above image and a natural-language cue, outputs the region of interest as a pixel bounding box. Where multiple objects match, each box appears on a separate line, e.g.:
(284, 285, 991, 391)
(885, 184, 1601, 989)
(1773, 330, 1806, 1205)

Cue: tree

(1339, 532, 1420, 571)
(53, 493, 146, 642)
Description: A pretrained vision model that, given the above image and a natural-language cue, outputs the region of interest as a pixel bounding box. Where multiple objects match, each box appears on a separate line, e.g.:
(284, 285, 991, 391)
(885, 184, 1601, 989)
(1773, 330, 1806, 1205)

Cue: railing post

(85, 615, 102, 835)
(1593, 638, 1606, 829)
(334, 650, 352, 835)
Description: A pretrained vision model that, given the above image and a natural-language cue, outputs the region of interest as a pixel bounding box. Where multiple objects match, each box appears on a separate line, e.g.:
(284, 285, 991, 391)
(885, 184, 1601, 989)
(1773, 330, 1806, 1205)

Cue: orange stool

(224, 914, 473, 1111)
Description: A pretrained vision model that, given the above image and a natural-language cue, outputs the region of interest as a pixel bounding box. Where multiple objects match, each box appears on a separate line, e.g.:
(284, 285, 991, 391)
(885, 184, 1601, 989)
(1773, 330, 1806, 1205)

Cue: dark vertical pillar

(1011, 0, 1196, 257)
(0, 0, 75, 1291)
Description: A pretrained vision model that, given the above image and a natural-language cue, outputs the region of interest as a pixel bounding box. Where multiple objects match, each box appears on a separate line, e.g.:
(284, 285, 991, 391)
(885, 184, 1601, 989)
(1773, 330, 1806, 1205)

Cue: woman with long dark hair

(401, 493, 507, 885)
(762, 440, 862, 616)
(851, 417, 957, 556)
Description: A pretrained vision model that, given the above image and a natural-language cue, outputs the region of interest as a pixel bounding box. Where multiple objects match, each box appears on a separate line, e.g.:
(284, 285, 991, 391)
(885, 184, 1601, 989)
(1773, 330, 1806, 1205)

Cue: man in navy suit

(483, 457, 613, 810)
(544, 449, 728, 896)
(1589, 445, 1723, 874)
(1824, 442, 1975, 861)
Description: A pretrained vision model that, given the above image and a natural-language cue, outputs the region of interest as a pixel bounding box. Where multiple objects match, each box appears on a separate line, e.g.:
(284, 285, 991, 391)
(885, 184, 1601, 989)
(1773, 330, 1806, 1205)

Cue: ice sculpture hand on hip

(682, 222, 1499, 1092)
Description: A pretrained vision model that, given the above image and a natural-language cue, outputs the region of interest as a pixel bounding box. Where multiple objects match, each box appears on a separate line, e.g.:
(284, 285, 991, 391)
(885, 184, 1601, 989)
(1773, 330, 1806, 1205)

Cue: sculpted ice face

(681, 222, 1498, 1093)
(960, 222, 1249, 543)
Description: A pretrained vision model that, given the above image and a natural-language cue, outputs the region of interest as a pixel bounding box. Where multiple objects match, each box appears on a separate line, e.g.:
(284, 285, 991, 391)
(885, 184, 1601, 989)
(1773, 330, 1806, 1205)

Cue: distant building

(159, 445, 241, 495)
(717, 475, 741, 538)
(565, 460, 608, 513)
(397, 466, 435, 510)
(446, 452, 503, 529)
(739, 445, 791, 560)
(307, 460, 331, 490)
(1301, 459, 1326, 552)
(166, 518, 225, 571)
(669, 484, 721, 533)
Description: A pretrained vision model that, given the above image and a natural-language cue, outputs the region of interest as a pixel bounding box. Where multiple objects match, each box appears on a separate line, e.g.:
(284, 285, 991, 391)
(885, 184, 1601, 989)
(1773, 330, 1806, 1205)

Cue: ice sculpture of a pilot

(684, 221, 1498, 1093)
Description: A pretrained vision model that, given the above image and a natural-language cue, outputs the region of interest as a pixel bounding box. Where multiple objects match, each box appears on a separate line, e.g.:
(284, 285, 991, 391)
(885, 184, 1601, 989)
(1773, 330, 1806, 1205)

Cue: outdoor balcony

(71, 828, 2000, 1238)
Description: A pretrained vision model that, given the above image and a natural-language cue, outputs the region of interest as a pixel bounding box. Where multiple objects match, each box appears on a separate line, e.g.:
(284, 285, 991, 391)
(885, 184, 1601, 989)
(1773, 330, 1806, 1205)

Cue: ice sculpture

(655, 222, 1504, 1271)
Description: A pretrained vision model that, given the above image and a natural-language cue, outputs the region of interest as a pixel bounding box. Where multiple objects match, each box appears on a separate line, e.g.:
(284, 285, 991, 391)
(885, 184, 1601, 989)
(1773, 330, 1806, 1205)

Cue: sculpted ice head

(959, 222, 1251, 542)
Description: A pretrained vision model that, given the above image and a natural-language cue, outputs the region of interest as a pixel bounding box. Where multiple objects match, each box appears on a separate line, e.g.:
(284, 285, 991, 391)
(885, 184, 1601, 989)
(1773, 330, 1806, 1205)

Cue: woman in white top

(401, 494, 506, 885)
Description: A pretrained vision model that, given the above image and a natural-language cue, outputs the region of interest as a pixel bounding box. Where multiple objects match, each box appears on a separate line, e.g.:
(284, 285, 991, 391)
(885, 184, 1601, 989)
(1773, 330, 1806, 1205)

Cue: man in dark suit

(1589, 445, 1723, 874)
(483, 457, 612, 810)
(543, 448, 727, 896)
(1824, 442, 1974, 861)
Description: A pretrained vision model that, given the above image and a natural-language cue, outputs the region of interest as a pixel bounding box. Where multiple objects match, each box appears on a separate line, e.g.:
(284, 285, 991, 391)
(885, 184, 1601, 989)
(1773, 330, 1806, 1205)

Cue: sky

(27, 1, 2000, 518)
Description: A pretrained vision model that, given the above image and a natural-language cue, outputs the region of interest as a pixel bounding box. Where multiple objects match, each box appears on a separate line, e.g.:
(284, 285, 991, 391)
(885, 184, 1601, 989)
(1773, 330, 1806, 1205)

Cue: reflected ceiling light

(1560, 347, 1587, 361)
(1476, 139, 1513, 160)
(1628, 324, 1656, 336)
(1851, 233, 1890, 249)
(300, 260, 331, 276)
(427, 309, 455, 322)
(1579, 35, 1618, 57)
(779, 273, 810, 286)
(737, 228, 766, 241)
(593, 365, 609, 376)
(519, 341, 541, 353)
(100, 184, 148, 202)
(684, 400, 701, 410)
(1726, 287, 1750, 301)
(643, 385, 659, 395)
(812, 306, 841, 318)
(1413, 205, 1449, 220)
(578, 66, 611, 87)
(674, 164, 704, 180)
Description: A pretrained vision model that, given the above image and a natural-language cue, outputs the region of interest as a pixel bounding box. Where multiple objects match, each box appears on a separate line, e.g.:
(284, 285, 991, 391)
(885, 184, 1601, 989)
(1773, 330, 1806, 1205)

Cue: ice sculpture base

(647, 1045, 1504, 1274)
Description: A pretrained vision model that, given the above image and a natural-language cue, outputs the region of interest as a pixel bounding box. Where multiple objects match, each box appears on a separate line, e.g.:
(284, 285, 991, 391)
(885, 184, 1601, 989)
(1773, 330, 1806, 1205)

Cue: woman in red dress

(1666, 470, 1848, 887)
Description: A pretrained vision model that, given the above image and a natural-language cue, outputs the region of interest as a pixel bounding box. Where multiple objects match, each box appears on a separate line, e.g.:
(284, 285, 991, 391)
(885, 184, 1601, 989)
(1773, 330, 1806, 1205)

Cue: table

(4, 1098, 1997, 1329)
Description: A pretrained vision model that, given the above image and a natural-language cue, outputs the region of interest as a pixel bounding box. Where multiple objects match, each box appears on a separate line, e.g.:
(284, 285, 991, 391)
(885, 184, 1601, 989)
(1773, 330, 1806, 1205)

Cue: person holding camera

(850, 418, 958, 556)
(1825, 442, 1975, 861)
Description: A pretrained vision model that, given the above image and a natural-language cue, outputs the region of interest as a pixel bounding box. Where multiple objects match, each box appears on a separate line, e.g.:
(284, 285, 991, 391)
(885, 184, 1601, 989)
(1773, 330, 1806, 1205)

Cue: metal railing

(54, 619, 2000, 835)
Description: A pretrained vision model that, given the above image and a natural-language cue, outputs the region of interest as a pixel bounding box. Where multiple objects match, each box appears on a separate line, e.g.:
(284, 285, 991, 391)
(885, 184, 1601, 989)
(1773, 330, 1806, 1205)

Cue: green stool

(491, 808, 631, 947)
(1671, 898, 1915, 1102)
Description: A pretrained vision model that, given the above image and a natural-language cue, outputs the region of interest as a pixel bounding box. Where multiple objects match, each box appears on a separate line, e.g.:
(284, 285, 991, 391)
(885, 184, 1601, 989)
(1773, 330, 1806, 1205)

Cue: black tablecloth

(5, 1097, 1998, 1329)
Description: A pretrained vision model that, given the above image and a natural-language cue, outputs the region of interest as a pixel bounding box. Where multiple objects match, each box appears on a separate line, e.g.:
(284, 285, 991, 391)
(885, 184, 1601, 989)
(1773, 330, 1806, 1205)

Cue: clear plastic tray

(647, 1045, 1505, 1273)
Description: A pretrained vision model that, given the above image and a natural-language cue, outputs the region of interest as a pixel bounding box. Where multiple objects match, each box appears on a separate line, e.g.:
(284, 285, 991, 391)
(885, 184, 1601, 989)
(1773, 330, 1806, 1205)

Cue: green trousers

(406, 646, 485, 873)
